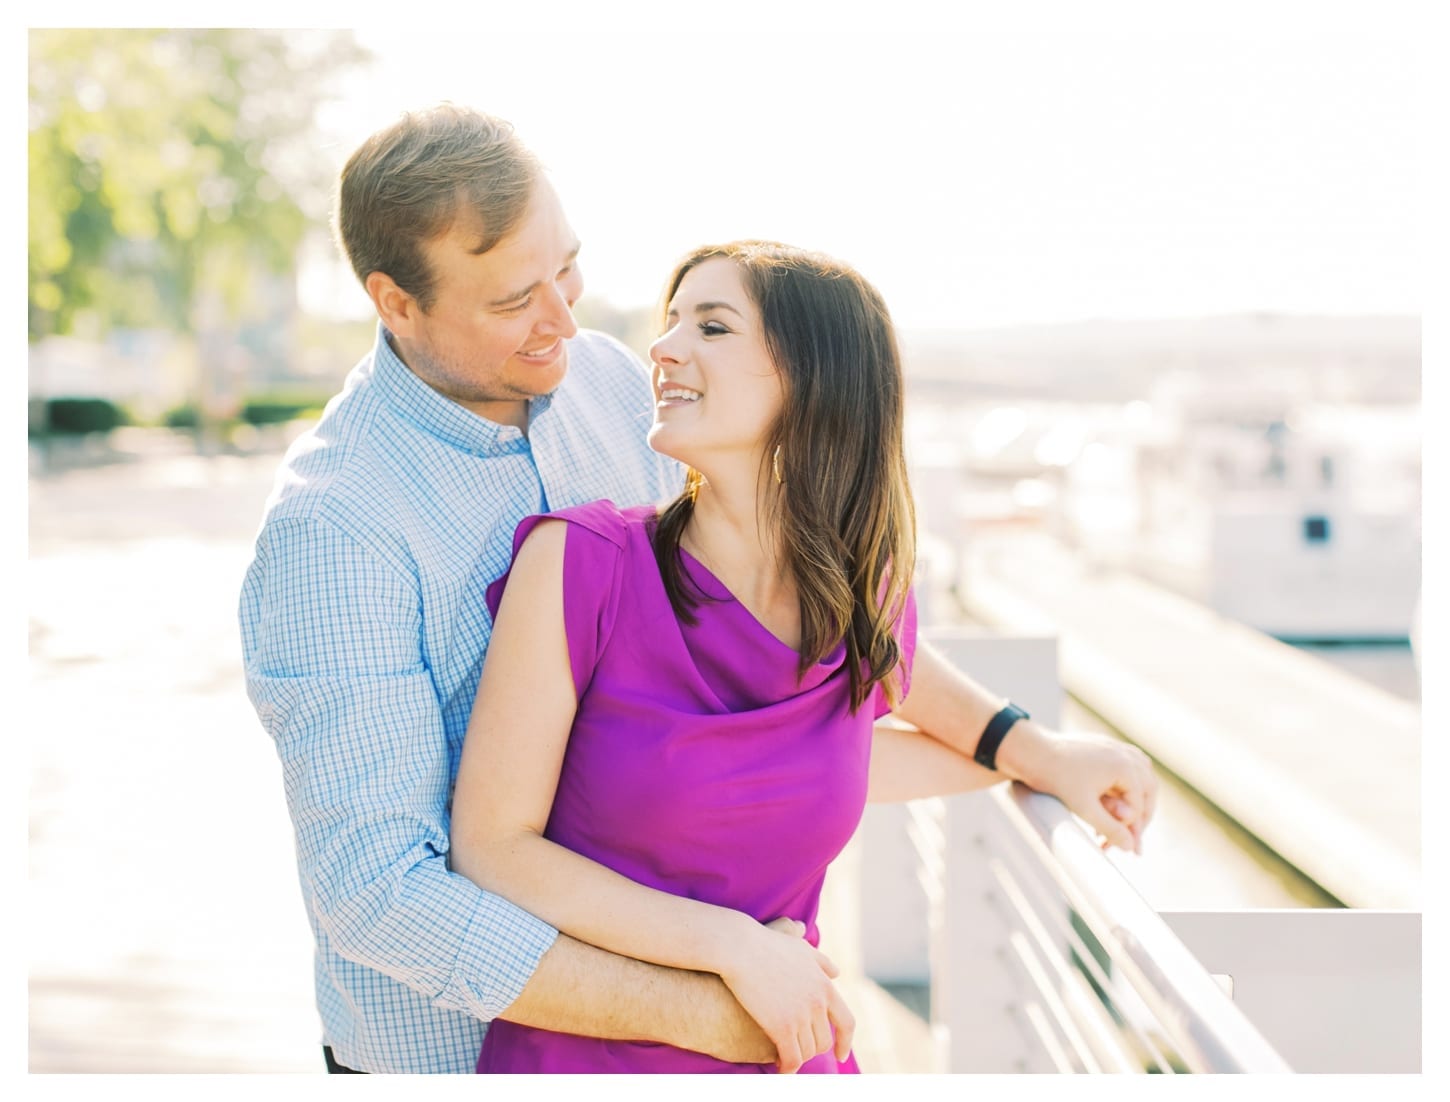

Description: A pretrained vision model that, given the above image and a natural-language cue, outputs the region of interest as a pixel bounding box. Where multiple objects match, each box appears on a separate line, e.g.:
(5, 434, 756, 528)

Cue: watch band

(974, 701, 1030, 771)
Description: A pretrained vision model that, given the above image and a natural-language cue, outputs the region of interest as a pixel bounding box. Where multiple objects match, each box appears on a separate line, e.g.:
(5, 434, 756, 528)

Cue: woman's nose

(649, 326, 682, 366)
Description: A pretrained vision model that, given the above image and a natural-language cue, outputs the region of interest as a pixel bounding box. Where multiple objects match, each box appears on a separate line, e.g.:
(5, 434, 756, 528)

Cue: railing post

(928, 792, 1043, 1070)
(921, 631, 1065, 1072)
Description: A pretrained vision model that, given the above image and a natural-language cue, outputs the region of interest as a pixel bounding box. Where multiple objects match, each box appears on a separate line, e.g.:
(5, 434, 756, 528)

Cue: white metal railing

(856, 628, 1286, 1072)
(895, 784, 1289, 1073)
(990, 783, 1291, 1072)
(855, 629, 1421, 1073)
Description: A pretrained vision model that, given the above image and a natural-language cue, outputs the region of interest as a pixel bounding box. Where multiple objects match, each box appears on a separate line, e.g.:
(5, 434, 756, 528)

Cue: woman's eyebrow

(695, 301, 744, 317)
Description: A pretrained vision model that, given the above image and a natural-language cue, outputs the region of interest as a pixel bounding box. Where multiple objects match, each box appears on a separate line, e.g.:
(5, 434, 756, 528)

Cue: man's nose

(538, 280, 578, 339)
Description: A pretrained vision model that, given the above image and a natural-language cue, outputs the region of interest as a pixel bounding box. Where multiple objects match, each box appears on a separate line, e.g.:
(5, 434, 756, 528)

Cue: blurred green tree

(28, 28, 369, 341)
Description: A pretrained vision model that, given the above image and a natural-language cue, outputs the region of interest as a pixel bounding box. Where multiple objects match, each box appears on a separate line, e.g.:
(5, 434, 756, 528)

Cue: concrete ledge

(958, 538, 1419, 910)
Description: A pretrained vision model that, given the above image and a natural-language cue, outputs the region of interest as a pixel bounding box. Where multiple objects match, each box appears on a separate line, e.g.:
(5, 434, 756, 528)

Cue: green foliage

(162, 402, 201, 429)
(38, 397, 130, 435)
(28, 29, 369, 340)
(240, 393, 330, 425)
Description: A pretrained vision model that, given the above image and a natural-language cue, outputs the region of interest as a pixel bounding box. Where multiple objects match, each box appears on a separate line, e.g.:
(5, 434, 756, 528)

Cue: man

(240, 104, 1156, 1074)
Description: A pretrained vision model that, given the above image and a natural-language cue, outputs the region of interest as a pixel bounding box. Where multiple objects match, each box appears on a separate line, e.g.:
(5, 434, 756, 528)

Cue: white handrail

(862, 629, 1303, 1072)
(995, 783, 1293, 1073)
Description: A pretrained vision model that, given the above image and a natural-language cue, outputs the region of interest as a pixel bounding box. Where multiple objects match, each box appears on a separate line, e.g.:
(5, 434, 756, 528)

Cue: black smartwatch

(974, 701, 1030, 771)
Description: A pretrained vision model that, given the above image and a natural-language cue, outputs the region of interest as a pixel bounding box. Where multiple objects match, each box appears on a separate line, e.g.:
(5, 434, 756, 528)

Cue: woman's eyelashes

(699, 320, 730, 336)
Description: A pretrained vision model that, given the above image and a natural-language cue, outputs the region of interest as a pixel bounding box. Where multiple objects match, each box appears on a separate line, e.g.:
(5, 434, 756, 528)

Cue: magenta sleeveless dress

(475, 501, 917, 1074)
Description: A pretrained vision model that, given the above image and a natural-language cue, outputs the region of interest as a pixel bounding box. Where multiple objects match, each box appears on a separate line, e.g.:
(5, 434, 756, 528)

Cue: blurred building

(902, 313, 1420, 404)
(29, 268, 306, 425)
(902, 312, 1421, 644)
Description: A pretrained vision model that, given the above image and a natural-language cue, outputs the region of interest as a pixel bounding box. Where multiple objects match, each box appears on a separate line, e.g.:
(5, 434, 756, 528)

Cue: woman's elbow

(447, 821, 530, 895)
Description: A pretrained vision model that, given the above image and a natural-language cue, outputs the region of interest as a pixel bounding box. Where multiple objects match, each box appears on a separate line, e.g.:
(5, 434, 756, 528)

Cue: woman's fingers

(809, 1014, 833, 1067)
(1090, 791, 1137, 851)
(1138, 763, 1159, 843)
(813, 948, 839, 979)
(736, 918, 856, 1072)
(829, 985, 856, 1062)
(773, 983, 843, 1072)
(1100, 755, 1157, 854)
(775, 1032, 804, 1074)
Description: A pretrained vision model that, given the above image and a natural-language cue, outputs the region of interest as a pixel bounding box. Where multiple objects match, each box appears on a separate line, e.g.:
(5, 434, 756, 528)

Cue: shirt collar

(369, 322, 557, 455)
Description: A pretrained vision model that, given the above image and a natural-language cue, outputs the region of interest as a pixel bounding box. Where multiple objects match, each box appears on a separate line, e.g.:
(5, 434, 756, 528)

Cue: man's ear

(365, 271, 421, 337)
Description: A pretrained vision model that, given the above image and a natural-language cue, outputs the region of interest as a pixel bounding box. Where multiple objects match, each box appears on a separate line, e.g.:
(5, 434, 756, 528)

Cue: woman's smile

(656, 383, 703, 409)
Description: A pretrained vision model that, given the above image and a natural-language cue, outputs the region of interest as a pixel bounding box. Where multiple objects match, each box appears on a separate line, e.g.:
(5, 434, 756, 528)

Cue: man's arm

(240, 515, 773, 1061)
(502, 934, 775, 1064)
(883, 639, 1158, 852)
(242, 515, 555, 1018)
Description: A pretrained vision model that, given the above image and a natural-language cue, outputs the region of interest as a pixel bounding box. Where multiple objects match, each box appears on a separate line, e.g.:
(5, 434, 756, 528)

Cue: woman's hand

(717, 916, 855, 1073)
(1020, 728, 1158, 853)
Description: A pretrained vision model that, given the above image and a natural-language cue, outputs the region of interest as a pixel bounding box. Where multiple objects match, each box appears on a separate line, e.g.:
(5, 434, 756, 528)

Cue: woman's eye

(699, 321, 729, 336)
(499, 298, 531, 316)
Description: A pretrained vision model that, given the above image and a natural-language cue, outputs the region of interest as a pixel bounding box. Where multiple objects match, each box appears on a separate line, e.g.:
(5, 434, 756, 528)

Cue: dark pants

(323, 1046, 366, 1074)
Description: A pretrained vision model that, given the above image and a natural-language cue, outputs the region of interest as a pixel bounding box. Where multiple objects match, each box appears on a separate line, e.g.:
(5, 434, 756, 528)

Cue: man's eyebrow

(486, 243, 582, 307)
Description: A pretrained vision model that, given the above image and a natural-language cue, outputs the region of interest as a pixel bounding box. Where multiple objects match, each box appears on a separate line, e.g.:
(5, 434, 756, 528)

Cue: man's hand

(1004, 726, 1158, 853)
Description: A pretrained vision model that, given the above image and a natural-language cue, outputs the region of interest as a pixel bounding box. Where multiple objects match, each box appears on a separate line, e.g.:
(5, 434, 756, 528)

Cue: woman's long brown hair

(652, 241, 917, 713)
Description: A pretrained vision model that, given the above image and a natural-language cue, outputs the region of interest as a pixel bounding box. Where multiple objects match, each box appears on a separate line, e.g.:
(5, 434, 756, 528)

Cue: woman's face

(646, 257, 784, 477)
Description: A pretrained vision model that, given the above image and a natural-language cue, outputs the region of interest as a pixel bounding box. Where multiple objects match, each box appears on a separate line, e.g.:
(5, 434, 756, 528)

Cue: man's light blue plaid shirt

(239, 324, 680, 1073)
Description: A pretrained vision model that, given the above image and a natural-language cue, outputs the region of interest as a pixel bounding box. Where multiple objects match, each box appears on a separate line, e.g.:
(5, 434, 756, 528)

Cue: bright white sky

(298, 13, 1426, 332)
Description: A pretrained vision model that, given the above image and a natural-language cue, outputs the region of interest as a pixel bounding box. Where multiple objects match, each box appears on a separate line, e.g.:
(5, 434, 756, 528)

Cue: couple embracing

(240, 104, 1156, 1075)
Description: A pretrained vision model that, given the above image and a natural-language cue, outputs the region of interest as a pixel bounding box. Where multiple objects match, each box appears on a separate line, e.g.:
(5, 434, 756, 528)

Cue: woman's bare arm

(450, 521, 851, 1069)
(871, 640, 1158, 851)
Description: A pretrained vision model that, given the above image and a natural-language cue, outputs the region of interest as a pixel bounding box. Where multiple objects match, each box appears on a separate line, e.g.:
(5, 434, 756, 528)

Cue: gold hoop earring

(772, 445, 785, 486)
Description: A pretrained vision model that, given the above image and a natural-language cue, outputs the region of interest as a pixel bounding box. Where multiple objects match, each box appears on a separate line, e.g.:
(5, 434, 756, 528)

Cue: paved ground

(26, 438, 1332, 1074)
(29, 445, 319, 1073)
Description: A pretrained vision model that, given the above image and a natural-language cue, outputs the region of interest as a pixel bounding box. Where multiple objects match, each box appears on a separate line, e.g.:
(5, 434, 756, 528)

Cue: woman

(449, 241, 1141, 1073)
